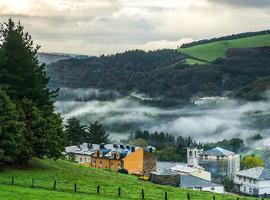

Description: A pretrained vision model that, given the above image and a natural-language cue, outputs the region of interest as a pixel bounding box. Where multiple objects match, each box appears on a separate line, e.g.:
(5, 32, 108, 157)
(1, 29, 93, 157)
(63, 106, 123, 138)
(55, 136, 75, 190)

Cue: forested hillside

(47, 46, 270, 104)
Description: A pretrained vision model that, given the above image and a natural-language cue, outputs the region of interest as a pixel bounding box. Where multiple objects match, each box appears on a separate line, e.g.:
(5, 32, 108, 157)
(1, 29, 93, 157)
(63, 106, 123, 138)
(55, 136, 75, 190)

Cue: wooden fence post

(237, 197, 239, 200)
(187, 192, 190, 200)
(53, 180, 56, 190)
(74, 183, 77, 192)
(213, 195, 216, 200)
(141, 189, 144, 199)
(118, 187, 121, 197)
(97, 185, 100, 194)
(165, 191, 168, 200)
(11, 176, 14, 184)
(32, 178, 35, 187)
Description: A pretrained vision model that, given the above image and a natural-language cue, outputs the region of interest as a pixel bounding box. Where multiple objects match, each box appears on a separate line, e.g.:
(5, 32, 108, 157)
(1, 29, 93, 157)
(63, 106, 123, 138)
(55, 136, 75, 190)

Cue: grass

(178, 34, 270, 63)
(0, 158, 263, 200)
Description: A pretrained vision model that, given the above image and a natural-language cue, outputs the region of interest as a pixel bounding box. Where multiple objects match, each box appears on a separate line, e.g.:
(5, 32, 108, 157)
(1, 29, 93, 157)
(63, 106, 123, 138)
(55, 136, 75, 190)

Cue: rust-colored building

(82, 144, 157, 176)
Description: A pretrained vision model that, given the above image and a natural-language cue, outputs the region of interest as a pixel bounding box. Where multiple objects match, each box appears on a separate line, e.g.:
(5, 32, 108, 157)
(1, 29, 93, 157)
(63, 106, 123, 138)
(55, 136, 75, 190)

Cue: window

(244, 186, 246, 192)
(189, 151, 192, 157)
(249, 188, 252, 194)
(253, 179, 256, 184)
(239, 176, 241, 181)
(244, 177, 246, 182)
(100, 161, 102, 164)
(80, 158, 82, 162)
(249, 179, 252, 183)
(111, 163, 114, 167)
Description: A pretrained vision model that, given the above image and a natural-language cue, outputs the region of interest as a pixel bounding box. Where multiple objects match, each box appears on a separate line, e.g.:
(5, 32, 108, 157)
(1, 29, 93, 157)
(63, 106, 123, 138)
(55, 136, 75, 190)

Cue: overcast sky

(0, 0, 270, 55)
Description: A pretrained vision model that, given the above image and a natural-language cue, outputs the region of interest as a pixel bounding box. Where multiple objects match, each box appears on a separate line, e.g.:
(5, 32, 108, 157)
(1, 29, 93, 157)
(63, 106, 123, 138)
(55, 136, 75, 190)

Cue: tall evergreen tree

(0, 89, 22, 166)
(86, 121, 110, 144)
(0, 18, 56, 109)
(0, 19, 65, 164)
(65, 116, 85, 145)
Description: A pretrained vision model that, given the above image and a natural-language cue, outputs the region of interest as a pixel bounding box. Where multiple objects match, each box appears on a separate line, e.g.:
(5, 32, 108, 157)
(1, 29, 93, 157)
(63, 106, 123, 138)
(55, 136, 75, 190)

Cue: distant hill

(38, 52, 90, 64)
(46, 47, 270, 104)
(179, 32, 270, 64)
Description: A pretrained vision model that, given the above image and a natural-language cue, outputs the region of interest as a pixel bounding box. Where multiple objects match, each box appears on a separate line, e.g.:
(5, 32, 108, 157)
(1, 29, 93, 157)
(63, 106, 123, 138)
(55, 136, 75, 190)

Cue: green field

(179, 34, 270, 63)
(0, 158, 263, 200)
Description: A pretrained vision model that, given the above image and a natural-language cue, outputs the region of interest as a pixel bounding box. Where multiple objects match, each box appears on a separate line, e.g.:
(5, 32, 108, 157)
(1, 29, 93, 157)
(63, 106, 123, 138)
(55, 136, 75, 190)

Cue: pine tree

(86, 121, 110, 144)
(0, 18, 56, 109)
(65, 116, 85, 145)
(0, 89, 22, 166)
(0, 19, 65, 164)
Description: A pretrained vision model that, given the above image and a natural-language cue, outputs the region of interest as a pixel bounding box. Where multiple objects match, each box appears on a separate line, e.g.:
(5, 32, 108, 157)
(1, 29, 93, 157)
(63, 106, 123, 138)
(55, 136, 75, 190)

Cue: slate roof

(236, 167, 270, 181)
(202, 147, 234, 156)
(180, 175, 222, 188)
(64, 143, 155, 159)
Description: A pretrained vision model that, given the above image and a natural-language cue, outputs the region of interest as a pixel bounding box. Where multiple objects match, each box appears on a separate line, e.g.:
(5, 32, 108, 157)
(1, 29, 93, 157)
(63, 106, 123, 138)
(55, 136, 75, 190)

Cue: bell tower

(187, 144, 203, 167)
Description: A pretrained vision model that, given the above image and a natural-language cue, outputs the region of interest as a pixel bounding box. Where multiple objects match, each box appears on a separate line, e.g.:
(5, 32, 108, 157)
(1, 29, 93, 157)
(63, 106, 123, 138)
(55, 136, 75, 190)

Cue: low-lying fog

(54, 88, 270, 144)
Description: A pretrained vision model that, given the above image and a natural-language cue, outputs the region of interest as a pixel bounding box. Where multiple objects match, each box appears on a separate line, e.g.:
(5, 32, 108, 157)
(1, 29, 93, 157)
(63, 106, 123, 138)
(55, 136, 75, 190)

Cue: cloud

(1, 0, 270, 55)
(207, 0, 270, 8)
(54, 88, 270, 143)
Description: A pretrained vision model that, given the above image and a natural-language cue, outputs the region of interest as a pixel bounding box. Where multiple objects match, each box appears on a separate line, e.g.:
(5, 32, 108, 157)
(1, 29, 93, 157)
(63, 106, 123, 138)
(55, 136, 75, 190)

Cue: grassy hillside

(0, 158, 261, 200)
(179, 34, 270, 63)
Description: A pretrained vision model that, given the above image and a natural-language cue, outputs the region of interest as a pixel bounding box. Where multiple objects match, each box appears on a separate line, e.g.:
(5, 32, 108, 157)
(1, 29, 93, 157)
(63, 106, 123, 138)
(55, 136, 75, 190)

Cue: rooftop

(202, 147, 235, 156)
(236, 167, 270, 181)
(180, 175, 222, 188)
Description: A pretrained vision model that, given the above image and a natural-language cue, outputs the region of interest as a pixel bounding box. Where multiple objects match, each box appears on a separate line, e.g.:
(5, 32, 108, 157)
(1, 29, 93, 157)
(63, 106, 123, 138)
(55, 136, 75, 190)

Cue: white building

(171, 164, 211, 181)
(187, 146, 240, 183)
(63, 143, 93, 163)
(234, 167, 270, 197)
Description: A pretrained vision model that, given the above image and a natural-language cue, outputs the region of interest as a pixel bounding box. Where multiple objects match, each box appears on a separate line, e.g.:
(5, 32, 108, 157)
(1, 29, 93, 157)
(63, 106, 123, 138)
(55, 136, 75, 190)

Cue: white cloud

(0, 0, 270, 55)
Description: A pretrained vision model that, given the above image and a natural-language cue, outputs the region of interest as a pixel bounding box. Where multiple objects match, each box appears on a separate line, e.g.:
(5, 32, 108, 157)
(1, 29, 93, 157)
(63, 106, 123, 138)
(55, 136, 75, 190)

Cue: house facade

(187, 146, 240, 183)
(234, 167, 270, 197)
(64, 143, 157, 176)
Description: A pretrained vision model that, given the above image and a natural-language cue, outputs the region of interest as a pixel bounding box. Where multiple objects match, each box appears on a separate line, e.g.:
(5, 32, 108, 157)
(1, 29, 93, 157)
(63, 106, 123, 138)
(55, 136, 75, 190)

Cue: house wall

(190, 186, 224, 194)
(73, 154, 91, 163)
(258, 180, 270, 195)
(91, 157, 122, 171)
(143, 151, 157, 176)
(123, 148, 144, 175)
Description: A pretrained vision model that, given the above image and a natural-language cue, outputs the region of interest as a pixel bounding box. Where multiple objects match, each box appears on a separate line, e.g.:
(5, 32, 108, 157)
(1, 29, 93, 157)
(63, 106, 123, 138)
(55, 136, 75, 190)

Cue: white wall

(258, 180, 270, 195)
(74, 155, 91, 163)
(192, 186, 224, 194)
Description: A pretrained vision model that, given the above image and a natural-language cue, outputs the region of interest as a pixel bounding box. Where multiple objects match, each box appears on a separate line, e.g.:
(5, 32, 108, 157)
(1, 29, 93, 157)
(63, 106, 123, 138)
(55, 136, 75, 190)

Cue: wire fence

(0, 175, 267, 200)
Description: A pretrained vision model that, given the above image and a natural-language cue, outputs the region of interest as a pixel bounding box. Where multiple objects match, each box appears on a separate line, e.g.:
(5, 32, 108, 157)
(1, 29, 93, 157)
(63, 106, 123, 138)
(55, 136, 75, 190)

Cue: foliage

(128, 138, 148, 147)
(180, 29, 270, 48)
(157, 147, 182, 162)
(241, 155, 264, 170)
(86, 121, 110, 144)
(48, 45, 270, 103)
(0, 89, 22, 166)
(179, 34, 270, 62)
(0, 158, 260, 200)
(65, 116, 86, 145)
(131, 130, 198, 162)
(203, 138, 244, 154)
(0, 19, 65, 165)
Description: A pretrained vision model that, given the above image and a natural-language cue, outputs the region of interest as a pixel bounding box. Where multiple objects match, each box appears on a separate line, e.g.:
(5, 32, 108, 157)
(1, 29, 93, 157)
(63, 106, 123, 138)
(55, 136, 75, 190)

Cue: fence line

(0, 176, 266, 200)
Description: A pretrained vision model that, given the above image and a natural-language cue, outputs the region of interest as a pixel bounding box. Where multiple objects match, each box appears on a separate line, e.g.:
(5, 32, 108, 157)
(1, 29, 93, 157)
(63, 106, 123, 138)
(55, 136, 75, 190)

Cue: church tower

(187, 144, 203, 167)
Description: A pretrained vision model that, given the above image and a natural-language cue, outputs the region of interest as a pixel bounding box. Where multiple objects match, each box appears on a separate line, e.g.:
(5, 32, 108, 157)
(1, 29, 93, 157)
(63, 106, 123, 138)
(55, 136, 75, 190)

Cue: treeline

(0, 19, 65, 167)
(129, 130, 200, 162)
(65, 116, 110, 145)
(180, 29, 270, 48)
(47, 43, 270, 104)
(130, 130, 245, 162)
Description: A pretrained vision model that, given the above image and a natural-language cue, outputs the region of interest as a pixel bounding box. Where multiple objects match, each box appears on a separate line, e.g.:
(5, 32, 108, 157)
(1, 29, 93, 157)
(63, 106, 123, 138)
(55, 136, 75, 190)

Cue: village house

(234, 167, 270, 197)
(187, 145, 240, 183)
(64, 143, 157, 176)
